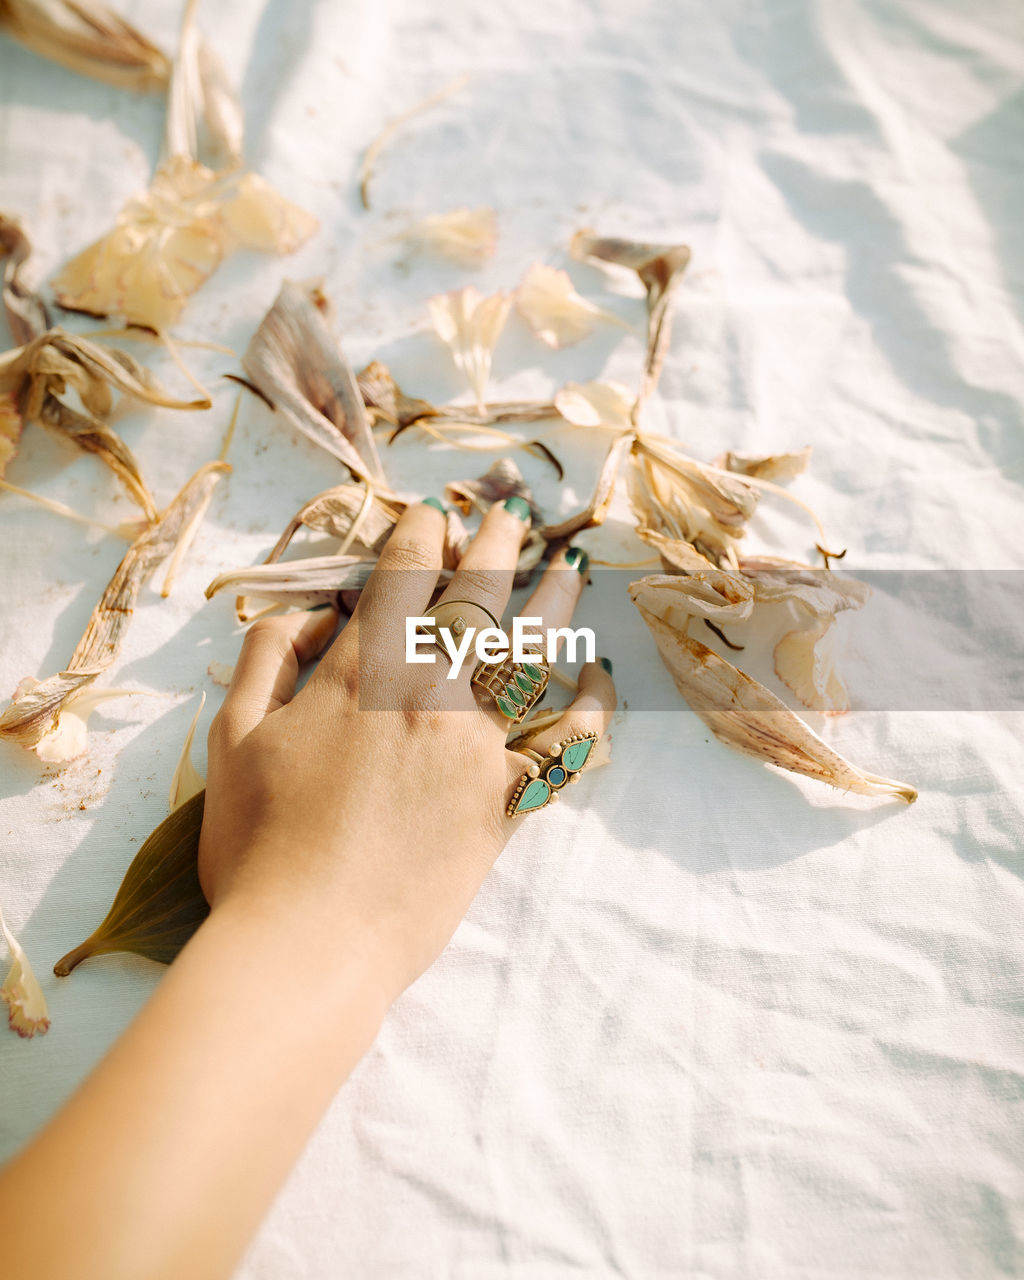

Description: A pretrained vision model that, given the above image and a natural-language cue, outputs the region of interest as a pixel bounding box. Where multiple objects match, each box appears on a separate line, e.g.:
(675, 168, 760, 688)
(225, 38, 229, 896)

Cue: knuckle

(381, 537, 440, 574)
(453, 565, 508, 601)
(244, 616, 292, 652)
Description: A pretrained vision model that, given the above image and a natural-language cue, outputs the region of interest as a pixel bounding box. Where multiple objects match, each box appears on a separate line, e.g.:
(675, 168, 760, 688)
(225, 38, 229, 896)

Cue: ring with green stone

(471, 646, 550, 725)
(506, 733, 599, 817)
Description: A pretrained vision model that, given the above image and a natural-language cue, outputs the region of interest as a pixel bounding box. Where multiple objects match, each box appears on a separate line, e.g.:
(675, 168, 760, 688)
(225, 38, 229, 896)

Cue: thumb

(212, 604, 339, 752)
(504, 658, 616, 807)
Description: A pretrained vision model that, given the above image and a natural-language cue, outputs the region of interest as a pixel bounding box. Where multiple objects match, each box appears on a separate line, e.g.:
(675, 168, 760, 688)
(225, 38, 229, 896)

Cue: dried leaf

(0, 0, 170, 91)
(0, 462, 229, 751)
(269, 484, 405, 562)
(715, 447, 812, 483)
(631, 594, 916, 803)
(539, 429, 635, 542)
(54, 790, 210, 975)
(445, 456, 537, 520)
(555, 379, 635, 431)
(243, 281, 386, 486)
(516, 263, 628, 349)
(357, 360, 438, 431)
(0, 904, 50, 1038)
(0, 212, 49, 345)
(570, 230, 690, 415)
(0, 476, 145, 537)
(427, 287, 511, 413)
(169, 691, 206, 810)
(403, 207, 497, 269)
(52, 157, 317, 330)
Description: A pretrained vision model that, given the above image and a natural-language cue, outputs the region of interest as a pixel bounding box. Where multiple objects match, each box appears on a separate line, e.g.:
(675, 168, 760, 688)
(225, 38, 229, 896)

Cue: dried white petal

(715, 448, 812, 483)
(427, 287, 511, 412)
(774, 621, 851, 716)
(404, 207, 497, 269)
(0, 905, 50, 1039)
(207, 661, 234, 687)
(516, 263, 628, 349)
(555, 379, 635, 430)
(34, 686, 150, 763)
(169, 691, 206, 811)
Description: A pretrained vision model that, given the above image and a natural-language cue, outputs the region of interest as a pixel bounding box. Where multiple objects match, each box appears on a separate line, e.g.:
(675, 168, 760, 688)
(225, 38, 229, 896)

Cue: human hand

(198, 498, 616, 1005)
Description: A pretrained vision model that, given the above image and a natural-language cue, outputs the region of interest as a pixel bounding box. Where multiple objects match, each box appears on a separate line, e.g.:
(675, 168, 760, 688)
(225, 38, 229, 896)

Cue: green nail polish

(422, 497, 447, 514)
(598, 656, 613, 675)
(502, 495, 532, 523)
(308, 601, 335, 612)
(565, 546, 590, 575)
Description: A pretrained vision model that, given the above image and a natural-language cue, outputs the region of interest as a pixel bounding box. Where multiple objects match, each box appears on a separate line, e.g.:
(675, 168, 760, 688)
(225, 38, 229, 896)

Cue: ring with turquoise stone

(471, 647, 550, 725)
(506, 732, 599, 817)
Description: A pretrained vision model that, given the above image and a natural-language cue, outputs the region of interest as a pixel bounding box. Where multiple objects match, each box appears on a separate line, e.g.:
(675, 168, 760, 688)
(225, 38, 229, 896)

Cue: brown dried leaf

(243, 281, 386, 486)
(0, 0, 170, 92)
(570, 230, 690, 414)
(631, 594, 916, 803)
(0, 213, 49, 345)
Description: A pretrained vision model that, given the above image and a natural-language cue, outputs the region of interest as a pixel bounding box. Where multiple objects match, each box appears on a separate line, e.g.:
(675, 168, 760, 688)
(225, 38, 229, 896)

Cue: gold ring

(416, 599, 501, 662)
(507, 733, 598, 815)
(471, 646, 550, 724)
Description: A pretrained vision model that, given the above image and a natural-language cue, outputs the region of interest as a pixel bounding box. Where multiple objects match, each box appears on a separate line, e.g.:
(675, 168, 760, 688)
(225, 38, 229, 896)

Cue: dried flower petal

(164, 0, 243, 170)
(243, 281, 386, 486)
(207, 660, 234, 687)
(205, 554, 378, 613)
(445, 458, 543, 583)
(0, 391, 22, 478)
(715, 447, 812, 483)
(555, 379, 635, 431)
(55, 791, 210, 975)
(0, 462, 229, 752)
(774, 621, 851, 716)
(403, 207, 497, 269)
(0, 0, 169, 92)
(539, 429, 636, 542)
(0, 904, 50, 1038)
(516, 263, 628, 349)
(631, 593, 916, 803)
(169, 691, 206, 810)
(428, 287, 511, 412)
(52, 158, 317, 330)
(34, 685, 152, 763)
(1, 212, 49, 345)
(570, 230, 690, 415)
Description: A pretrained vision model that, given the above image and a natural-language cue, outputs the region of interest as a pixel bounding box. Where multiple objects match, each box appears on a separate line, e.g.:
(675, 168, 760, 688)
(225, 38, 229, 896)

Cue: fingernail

(502, 495, 532, 523)
(598, 656, 613, 675)
(308, 601, 336, 612)
(422, 497, 447, 514)
(564, 545, 590, 576)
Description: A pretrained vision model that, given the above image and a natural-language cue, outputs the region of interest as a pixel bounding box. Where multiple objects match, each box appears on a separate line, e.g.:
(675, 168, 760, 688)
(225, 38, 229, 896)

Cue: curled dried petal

(0, 905, 50, 1038)
(34, 685, 153, 763)
(0, 212, 49, 345)
(207, 661, 234, 687)
(516, 263, 628, 349)
(539, 429, 635, 542)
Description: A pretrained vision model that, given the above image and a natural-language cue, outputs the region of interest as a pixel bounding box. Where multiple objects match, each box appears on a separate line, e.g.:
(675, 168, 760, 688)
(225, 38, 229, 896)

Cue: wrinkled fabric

(1, 1, 1023, 1276)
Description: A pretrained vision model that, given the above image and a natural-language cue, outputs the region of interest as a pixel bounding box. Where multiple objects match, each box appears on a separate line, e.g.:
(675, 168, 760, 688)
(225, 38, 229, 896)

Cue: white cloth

(2, 0, 1023, 1275)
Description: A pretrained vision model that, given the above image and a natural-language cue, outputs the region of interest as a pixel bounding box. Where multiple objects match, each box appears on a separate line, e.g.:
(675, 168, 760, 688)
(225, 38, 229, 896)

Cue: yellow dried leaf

(169, 691, 206, 811)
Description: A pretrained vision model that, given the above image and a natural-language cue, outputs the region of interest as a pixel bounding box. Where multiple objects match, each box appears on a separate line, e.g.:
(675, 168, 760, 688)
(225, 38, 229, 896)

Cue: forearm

(0, 893, 392, 1280)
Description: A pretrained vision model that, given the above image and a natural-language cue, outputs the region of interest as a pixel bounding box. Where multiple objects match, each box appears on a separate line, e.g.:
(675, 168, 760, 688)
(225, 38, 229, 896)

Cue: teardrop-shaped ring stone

(513, 778, 550, 814)
(561, 738, 595, 772)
